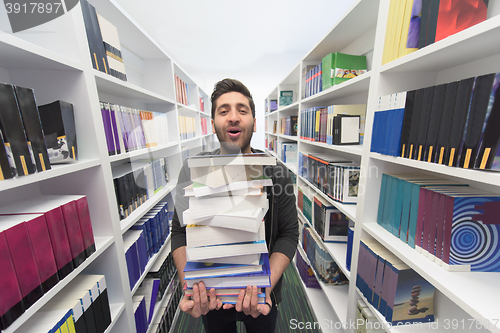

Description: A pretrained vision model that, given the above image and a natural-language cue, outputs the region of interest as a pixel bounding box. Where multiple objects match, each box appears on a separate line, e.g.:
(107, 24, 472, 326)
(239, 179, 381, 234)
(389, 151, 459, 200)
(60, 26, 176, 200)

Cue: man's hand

(179, 282, 222, 318)
(222, 286, 272, 318)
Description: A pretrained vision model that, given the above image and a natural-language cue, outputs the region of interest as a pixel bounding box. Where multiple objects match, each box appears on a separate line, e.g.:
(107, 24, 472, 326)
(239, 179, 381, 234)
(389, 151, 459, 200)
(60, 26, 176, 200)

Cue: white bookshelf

(0, 1, 210, 332)
(265, 0, 500, 332)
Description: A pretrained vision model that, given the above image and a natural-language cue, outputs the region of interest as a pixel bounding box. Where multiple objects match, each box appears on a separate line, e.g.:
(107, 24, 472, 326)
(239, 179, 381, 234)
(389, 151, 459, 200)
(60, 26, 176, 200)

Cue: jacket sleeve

(270, 162, 299, 261)
(170, 159, 192, 252)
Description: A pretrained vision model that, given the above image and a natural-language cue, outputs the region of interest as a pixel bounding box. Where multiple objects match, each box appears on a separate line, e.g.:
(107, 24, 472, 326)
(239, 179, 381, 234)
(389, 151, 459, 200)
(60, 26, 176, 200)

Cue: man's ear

(212, 119, 216, 133)
(253, 118, 256, 132)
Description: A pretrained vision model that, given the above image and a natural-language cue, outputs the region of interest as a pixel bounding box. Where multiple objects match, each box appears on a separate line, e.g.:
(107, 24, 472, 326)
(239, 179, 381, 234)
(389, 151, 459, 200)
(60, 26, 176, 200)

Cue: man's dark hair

(211, 78, 255, 119)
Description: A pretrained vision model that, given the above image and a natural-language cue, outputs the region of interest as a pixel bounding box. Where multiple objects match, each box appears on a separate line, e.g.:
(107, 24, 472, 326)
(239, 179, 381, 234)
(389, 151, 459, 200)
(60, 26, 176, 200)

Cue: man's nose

(227, 109, 240, 123)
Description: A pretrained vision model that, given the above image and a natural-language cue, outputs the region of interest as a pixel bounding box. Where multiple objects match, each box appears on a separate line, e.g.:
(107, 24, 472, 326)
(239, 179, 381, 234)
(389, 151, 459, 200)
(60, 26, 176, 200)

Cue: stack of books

(181, 153, 276, 303)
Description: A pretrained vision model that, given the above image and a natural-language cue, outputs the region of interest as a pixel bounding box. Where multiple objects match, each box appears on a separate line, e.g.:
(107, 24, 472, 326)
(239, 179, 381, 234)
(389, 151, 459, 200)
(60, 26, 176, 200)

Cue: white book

(187, 153, 276, 168)
(186, 240, 268, 261)
(190, 178, 273, 197)
(190, 164, 266, 189)
(183, 207, 267, 232)
(190, 253, 261, 265)
(187, 221, 265, 248)
(187, 194, 268, 220)
(184, 184, 264, 197)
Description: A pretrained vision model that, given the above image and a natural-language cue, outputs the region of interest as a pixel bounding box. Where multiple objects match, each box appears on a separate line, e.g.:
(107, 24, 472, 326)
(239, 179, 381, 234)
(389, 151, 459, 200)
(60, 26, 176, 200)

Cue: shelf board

(0, 33, 83, 71)
(292, 260, 345, 332)
(369, 153, 500, 187)
(298, 175, 357, 222)
(297, 245, 349, 323)
(300, 72, 371, 105)
(363, 222, 500, 333)
(277, 101, 300, 112)
(108, 142, 179, 164)
(131, 235, 171, 295)
(381, 15, 500, 74)
(95, 71, 176, 105)
(300, 140, 363, 157)
(105, 302, 126, 333)
(0, 159, 101, 192)
(120, 182, 176, 233)
(177, 104, 200, 113)
(2, 236, 114, 333)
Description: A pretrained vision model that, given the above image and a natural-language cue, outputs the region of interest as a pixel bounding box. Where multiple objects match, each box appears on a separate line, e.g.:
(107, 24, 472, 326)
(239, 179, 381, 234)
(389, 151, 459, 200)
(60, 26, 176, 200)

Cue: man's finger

(198, 282, 209, 311)
(179, 296, 194, 313)
(209, 288, 218, 310)
(242, 286, 252, 312)
(235, 289, 245, 312)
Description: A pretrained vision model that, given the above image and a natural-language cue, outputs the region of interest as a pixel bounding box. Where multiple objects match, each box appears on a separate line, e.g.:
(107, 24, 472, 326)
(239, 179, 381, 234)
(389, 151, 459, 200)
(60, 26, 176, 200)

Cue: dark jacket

(171, 148, 299, 304)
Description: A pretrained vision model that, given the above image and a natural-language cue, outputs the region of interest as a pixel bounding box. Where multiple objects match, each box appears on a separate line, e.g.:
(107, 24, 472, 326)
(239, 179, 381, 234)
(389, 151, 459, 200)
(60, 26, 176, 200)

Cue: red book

(59, 200, 86, 268)
(0, 233, 25, 330)
(0, 219, 44, 309)
(435, 0, 488, 42)
(74, 196, 96, 258)
(22, 214, 59, 293)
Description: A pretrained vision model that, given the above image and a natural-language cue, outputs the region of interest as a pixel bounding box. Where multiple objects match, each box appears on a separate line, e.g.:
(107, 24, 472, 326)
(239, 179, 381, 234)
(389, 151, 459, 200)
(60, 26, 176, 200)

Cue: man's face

(212, 91, 256, 154)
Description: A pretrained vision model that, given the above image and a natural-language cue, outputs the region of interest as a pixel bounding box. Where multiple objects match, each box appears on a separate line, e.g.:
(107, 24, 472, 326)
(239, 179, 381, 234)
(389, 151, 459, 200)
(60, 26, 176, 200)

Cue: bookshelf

(0, 1, 211, 332)
(265, 0, 500, 332)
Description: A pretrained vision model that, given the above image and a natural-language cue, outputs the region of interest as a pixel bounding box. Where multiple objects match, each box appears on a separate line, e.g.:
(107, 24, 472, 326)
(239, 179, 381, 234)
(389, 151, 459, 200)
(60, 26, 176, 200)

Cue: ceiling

(113, 0, 357, 95)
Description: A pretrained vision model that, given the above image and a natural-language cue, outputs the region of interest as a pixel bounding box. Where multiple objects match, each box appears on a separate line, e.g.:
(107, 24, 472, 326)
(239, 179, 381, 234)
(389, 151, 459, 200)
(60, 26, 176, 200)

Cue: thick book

(135, 278, 161, 325)
(80, 0, 101, 71)
(458, 73, 495, 168)
(187, 179, 271, 197)
(333, 115, 360, 145)
(184, 264, 271, 289)
(418, 0, 440, 48)
(186, 220, 265, 248)
(423, 83, 446, 162)
(87, 1, 110, 76)
(0, 219, 44, 310)
(186, 240, 268, 262)
(14, 85, 52, 172)
(184, 285, 265, 296)
(4, 214, 59, 294)
(183, 206, 267, 233)
(187, 153, 276, 168)
(475, 73, 500, 170)
(0, 128, 14, 180)
(447, 77, 474, 166)
(434, 81, 459, 164)
(100, 102, 116, 156)
(184, 253, 269, 280)
(405, 88, 424, 159)
(187, 193, 268, 220)
(0, 83, 36, 176)
(435, 0, 488, 43)
(97, 14, 127, 81)
(190, 164, 267, 189)
(414, 86, 434, 161)
(38, 100, 78, 163)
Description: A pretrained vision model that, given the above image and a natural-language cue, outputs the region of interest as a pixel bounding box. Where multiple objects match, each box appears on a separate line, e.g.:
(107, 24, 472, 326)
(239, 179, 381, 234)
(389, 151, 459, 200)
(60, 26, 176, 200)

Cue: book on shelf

(135, 278, 161, 325)
(313, 195, 351, 243)
(80, 0, 110, 75)
(0, 83, 37, 177)
(371, 73, 500, 171)
(346, 226, 354, 271)
(38, 100, 78, 163)
(123, 230, 144, 291)
(322, 52, 367, 90)
(97, 13, 127, 81)
(301, 225, 348, 285)
(280, 142, 297, 164)
(357, 239, 435, 325)
(14, 85, 52, 173)
(304, 63, 322, 98)
(295, 248, 321, 289)
(383, 0, 488, 64)
(270, 99, 277, 112)
(175, 75, 189, 106)
(279, 90, 293, 106)
(147, 250, 177, 299)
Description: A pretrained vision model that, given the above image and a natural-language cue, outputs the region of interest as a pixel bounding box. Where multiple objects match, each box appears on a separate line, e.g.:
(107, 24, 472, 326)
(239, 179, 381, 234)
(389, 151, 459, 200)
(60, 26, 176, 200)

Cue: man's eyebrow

(217, 103, 250, 111)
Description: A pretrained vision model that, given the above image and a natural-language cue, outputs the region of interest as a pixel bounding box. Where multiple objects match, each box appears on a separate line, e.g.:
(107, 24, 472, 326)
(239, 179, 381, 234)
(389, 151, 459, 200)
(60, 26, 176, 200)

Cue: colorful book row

(18, 274, 112, 333)
(0, 195, 96, 330)
(378, 172, 500, 272)
(372, 73, 500, 171)
(178, 115, 196, 141)
(100, 102, 170, 156)
(1, 83, 79, 181)
(132, 200, 170, 259)
(175, 75, 190, 106)
(81, 0, 127, 81)
(295, 248, 321, 289)
(112, 157, 170, 220)
(279, 116, 298, 136)
(298, 152, 360, 204)
(313, 194, 351, 243)
(357, 239, 435, 325)
(301, 224, 348, 285)
(300, 104, 366, 145)
(382, 0, 488, 65)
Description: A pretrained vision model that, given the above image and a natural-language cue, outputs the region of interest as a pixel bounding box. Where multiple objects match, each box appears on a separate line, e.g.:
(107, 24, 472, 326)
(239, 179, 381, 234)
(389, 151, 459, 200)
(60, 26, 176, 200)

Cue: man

(171, 78, 298, 332)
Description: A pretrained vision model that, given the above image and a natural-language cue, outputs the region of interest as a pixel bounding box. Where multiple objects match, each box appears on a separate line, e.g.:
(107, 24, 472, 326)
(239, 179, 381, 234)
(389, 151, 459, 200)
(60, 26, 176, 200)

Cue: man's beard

(213, 123, 253, 154)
